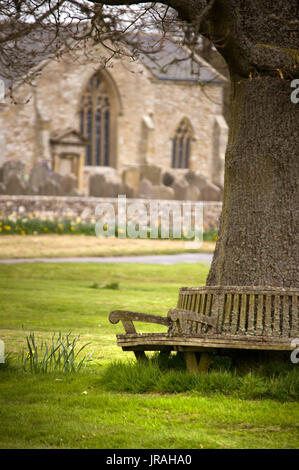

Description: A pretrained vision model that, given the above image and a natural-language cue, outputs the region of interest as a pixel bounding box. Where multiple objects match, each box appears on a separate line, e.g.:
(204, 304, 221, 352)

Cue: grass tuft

(90, 281, 120, 290)
(101, 354, 299, 401)
(18, 331, 93, 374)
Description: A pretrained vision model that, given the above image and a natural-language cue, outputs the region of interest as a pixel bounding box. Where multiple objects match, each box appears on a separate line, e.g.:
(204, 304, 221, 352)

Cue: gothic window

(171, 118, 193, 169)
(80, 73, 111, 166)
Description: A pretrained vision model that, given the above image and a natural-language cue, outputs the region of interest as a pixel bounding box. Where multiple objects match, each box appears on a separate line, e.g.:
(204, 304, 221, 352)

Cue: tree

(1, 0, 298, 289)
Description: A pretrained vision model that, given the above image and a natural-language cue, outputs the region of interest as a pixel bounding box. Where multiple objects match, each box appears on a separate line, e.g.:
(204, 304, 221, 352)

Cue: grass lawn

(0, 235, 215, 259)
(0, 262, 298, 449)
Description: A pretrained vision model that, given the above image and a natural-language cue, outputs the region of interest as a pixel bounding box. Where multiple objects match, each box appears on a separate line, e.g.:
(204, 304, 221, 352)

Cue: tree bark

(207, 74, 299, 288)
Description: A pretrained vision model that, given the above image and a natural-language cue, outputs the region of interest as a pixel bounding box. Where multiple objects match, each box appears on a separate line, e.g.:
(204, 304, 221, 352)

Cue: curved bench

(109, 286, 299, 373)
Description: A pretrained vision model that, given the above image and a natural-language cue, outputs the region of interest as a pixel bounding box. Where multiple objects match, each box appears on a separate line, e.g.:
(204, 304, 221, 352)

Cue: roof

(0, 23, 224, 89)
(131, 33, 223, 83)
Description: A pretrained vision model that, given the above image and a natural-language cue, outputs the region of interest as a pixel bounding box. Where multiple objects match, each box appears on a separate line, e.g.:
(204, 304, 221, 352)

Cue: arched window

(80, 73, 111, 166)
(171, 118, 193, 169)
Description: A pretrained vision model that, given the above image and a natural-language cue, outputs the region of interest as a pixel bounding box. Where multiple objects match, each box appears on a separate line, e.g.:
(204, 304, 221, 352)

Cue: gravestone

(185, 184, 200, 202)
(5, 174, 26, 195)
(60, 174, 78, 196)
(28, 162, 50, 192)
(122, 167, 140, 194)
(140, 164, 162, 185)
(2, 159, 25, 182)
(89, 173, 107, 197)
(173, 179, 188, 200)
(120, 182, 134, 199)
(162, 171, 175, 187)
(40, 178, 60, 196)
(152, 184, 174, 200)
(200, 181, 221, 201)
(136, 178, 153, 199)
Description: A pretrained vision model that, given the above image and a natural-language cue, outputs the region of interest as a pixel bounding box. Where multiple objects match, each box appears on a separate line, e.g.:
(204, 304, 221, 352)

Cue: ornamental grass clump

(19, 331, 93, 374)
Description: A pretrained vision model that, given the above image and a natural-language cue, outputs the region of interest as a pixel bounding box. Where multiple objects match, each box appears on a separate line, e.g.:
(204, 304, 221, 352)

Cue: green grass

(0, 262, 298, 449)
(101, 357, 299, 401)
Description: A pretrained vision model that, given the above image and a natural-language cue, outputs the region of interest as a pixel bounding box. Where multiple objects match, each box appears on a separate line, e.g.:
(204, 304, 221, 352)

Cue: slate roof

(131, 33, 223, 83)
(0, 23, 223, 87)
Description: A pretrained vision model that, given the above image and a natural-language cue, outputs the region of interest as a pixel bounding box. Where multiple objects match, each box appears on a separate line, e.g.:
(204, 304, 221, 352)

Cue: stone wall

(0, 195, 222, 232)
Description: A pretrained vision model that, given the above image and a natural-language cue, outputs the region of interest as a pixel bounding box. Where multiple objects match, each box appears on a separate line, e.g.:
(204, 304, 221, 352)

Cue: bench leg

(184, 352, 212, 374)
(183, 352, 199, 373)
(197, 352, 211, 373)
(134, 351, 148, 362)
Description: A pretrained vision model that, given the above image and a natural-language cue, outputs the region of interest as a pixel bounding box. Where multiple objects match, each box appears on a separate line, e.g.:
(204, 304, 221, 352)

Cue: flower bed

(0, 215, 218, 241)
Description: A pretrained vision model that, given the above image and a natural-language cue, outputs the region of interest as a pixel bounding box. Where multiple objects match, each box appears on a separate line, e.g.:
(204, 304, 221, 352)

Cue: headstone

(184, 170, 197, 185)
(68, 188, 81, 197)
(0, 182, 6, 194)
(185, 184, 200, 202)
(60, 174, 78, 196)
(5, 173, 26, 195)
(162, 171, 175, 187)
(28, 162, 51, 191)
(184, 170, 210, 189)
(120, 182, 134, 199)
(200, 181, 222, 201)
(2, 159, 25, 182)
(51, 172, 64, 186)
(40, 178, 60, 196)
(140, 164, 162, 185)
(173, 179, 188, 200)
(25, 184, 39, 196)
(89, 173, 107, 197)
(104, 179, 121, 198)
(122, 166, 140, 193)
(152, 184, 174, 200)
(136, 178, 153, 199)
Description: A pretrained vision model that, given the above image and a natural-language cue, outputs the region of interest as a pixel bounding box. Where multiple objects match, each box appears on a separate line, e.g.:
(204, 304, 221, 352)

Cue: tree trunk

(207, 74, 298, 288)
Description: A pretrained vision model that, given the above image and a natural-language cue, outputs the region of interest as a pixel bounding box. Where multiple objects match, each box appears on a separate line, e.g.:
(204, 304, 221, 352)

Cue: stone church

(0, 33, 228, 197)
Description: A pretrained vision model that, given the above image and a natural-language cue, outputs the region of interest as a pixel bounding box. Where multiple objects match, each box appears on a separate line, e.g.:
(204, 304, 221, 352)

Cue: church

(0, 32, 228, 196)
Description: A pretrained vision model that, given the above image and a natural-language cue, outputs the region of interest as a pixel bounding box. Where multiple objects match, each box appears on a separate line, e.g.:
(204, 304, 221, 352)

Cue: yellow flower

(58, 224, 64, 230)
(0, 227, 2, 232)
(76, 217, 81, 224)
(4, 225, 11, 231)
(43, 227, 48, 232)
(70, 226, 75, 231)
(21, 230, 26, 235)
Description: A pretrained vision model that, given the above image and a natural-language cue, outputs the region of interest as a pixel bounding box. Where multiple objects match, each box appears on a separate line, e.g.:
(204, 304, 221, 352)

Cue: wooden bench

(109, 286, 298, 373)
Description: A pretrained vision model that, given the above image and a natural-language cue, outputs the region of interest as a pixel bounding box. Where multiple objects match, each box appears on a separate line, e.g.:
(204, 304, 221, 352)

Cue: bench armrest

(167, 308, 217, 334)
(109, 310, 172, 334)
